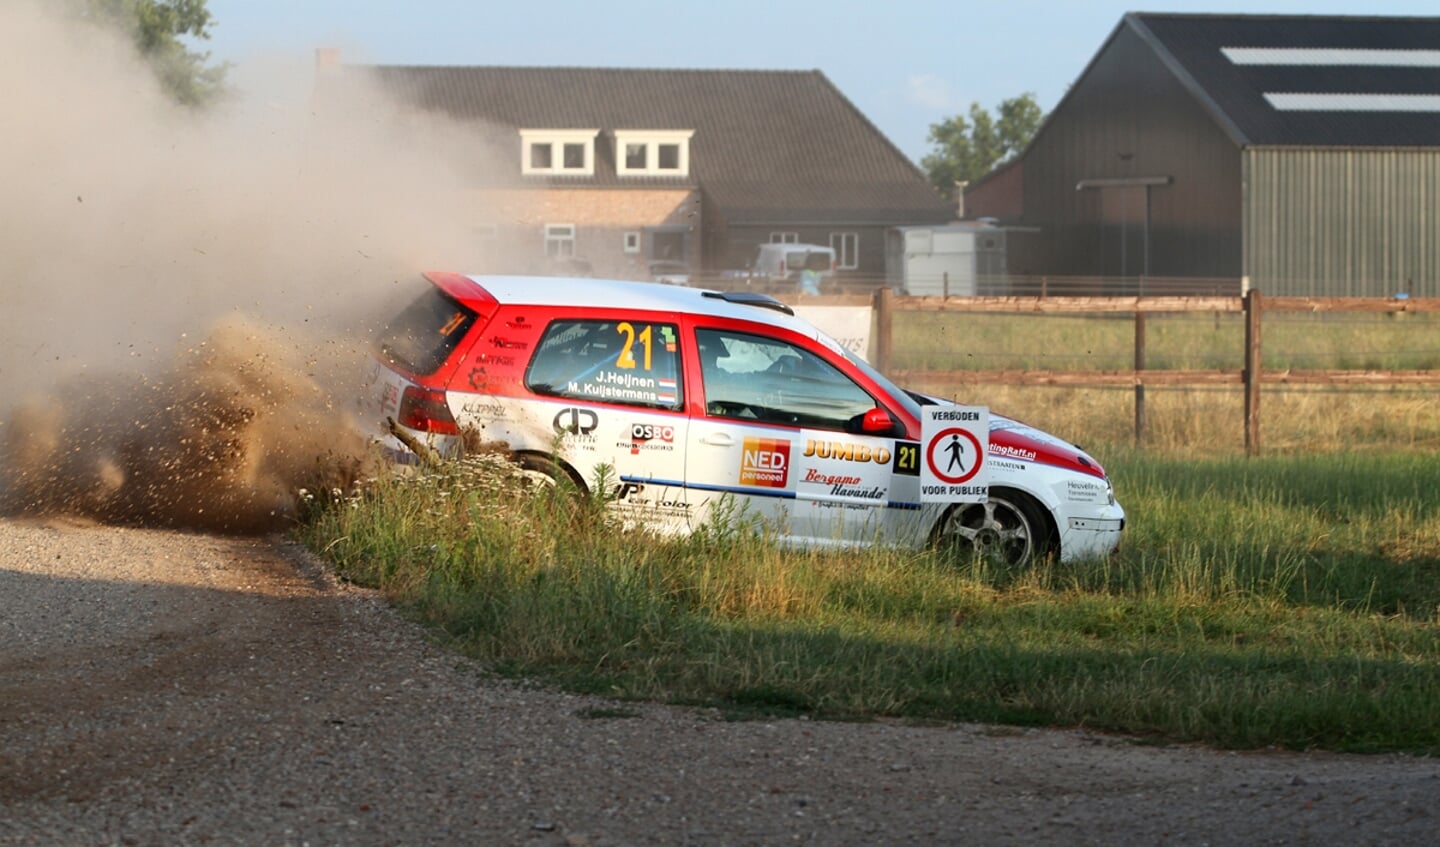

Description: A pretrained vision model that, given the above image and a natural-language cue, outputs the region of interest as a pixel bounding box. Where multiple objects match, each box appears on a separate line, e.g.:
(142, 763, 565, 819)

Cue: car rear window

(375, 286, 478, 376)
(525, 319, 682, 410)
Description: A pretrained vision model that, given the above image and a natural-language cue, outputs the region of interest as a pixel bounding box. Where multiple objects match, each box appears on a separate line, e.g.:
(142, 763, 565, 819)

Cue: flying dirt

(0, 2, 502, 532)
(0, 318, 370, 533)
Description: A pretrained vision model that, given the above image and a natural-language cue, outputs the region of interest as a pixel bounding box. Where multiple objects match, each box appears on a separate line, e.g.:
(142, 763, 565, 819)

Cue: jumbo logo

(802, 439, 891, 465)
(740, 437, 790, 488)
(553, 407, 599, 436)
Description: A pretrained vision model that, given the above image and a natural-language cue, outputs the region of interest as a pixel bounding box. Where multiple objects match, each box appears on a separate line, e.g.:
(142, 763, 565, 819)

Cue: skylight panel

(1263, 93, 1440, 112)
(1222, 48, 1440, 67)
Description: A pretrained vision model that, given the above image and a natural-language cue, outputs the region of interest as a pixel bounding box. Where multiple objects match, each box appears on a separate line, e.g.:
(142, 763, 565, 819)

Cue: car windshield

(833, 342, 923, 420)
(374, 284, 478, 376)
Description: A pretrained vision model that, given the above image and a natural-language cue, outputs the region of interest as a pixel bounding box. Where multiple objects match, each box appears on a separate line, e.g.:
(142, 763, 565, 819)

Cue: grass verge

(296, 450, 1440, 753)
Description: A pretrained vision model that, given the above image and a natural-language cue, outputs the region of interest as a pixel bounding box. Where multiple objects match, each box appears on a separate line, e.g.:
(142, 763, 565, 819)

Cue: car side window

(696, 328, 875, 430)
(526, 319, 681, 410)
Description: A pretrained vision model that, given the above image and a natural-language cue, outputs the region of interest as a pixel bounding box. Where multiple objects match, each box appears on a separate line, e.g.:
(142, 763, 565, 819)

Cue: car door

(686, 326, 906, 548)
(522, 315, 692, 534)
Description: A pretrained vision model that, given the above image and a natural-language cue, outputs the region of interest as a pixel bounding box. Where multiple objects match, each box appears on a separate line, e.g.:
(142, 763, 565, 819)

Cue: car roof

(437, 273, 823, 334)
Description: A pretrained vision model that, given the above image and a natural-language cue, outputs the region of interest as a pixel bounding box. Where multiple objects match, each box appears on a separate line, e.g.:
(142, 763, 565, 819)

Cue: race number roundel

(925, 427, 984, 484)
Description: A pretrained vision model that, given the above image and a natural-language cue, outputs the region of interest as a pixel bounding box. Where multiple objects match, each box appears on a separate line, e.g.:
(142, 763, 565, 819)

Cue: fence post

(943, 271, 949, 298)
(1134, 311, 1147, 446)
(1244, 289, 1263, 456)
(874, 286, 894, 376)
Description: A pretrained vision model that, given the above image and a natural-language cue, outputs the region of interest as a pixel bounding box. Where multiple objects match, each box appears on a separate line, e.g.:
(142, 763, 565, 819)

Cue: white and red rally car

(365, 273, 1124, 565)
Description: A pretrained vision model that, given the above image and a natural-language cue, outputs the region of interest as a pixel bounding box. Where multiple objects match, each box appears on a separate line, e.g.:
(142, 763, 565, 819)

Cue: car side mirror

(859, 407, 897, 435)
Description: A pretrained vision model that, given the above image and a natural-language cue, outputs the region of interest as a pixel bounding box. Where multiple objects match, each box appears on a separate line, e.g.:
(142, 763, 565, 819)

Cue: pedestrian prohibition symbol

(920, 406, 989, 503)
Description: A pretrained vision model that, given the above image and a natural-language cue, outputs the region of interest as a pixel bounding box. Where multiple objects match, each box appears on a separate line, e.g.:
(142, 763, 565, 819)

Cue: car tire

(515, 453, 588, 496)
(930, 487, 1054, 567)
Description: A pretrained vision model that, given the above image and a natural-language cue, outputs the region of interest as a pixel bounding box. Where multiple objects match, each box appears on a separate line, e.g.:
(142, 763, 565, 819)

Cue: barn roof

(1127, 13, 1440, 147)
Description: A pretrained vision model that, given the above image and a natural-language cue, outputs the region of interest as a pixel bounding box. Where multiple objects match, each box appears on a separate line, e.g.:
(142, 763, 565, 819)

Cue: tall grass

(297, 449, 1440, 753)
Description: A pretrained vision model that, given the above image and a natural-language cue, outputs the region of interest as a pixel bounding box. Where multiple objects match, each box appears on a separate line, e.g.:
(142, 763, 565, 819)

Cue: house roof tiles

(348, 65, 953, 224)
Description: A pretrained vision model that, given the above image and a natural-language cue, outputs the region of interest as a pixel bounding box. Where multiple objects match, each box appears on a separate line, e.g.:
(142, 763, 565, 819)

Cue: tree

(75, 0, 226, 106)
(921, 93, 1044, 198)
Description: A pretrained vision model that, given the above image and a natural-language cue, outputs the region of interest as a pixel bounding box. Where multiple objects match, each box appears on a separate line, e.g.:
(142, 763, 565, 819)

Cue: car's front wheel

(931, 487, 1053, 567)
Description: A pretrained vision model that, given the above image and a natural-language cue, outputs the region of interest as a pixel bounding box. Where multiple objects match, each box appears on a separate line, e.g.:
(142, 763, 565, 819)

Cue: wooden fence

(784, 289, 1440, 456)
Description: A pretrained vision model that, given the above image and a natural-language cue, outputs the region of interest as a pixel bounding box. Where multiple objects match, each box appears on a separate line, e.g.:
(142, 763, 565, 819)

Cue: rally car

(364, 273, 1124, 565)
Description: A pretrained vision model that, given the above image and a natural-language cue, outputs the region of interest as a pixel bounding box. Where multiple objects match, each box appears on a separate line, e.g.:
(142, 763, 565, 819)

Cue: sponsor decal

(381, 382, 400, 413)
(991, 459, 1027, 472)
(801, 439, 891, 465)
(610, 482, 692, 517)
(622, 422, 677, 455)
(1066, 479, 1108, 504)
(460, 400, 507, 419)
(489, 336, 529, 350)
(553, 407, 599, 436)
(802, 468, 861, 487)
(740, 437, 790, 488)
(989, 444, 1037, 462)
(476, 353, 516, 367)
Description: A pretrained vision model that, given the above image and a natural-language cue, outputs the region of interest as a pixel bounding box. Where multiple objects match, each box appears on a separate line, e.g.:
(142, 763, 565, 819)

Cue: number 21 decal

(615, 322, 654, 371)
(893, 441, 921, 476)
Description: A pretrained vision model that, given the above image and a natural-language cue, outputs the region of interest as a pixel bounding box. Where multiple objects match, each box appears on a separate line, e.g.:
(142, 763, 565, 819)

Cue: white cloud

(904, 74, 953, 110)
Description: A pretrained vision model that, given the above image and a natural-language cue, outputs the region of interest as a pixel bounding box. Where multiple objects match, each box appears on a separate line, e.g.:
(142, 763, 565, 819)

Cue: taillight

(397, 386, 458, 435)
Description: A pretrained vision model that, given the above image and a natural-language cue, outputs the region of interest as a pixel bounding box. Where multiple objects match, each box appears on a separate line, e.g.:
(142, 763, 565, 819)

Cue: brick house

(319, 54, 953, 286)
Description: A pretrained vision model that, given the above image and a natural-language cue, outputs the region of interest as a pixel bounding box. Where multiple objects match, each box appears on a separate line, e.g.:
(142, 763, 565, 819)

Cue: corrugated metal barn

(973, 13, 1440, 297)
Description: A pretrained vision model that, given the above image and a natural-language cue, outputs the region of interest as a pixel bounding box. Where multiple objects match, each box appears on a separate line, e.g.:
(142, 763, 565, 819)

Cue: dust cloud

(0, 2, 501, 532)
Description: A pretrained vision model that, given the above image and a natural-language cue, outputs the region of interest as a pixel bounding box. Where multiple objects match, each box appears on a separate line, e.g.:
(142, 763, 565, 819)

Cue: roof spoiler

(701, 290, 794, 316)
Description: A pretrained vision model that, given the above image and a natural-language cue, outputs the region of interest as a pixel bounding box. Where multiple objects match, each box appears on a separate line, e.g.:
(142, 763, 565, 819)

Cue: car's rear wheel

(515, 453, 587, 496)
(931, 487, 1053, 567)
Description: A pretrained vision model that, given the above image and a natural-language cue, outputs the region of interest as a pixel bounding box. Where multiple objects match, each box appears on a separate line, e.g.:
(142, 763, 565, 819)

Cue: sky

(204, 0, 1439, 165)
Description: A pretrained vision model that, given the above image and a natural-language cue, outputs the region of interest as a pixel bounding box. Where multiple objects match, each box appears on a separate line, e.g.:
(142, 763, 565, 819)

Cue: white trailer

(885, 224, 1006, 296)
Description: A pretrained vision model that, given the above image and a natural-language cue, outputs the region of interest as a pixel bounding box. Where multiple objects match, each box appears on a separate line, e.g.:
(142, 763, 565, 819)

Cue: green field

(297, 448, 1440, 754)
(891, 310, 1440, 455)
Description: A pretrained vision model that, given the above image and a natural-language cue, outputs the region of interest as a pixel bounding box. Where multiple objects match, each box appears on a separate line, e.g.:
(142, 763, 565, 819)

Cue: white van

(753, 243, 836, 292)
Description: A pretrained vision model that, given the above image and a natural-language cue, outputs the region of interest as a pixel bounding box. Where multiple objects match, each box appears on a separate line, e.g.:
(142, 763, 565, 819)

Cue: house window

(830, 232, 859, 270)
(770, 232, 798, 244)
(519, 129, 598, 176)
(545, 223, 576, 258)
(648, 228, 688, 263)
(614, 130, 694, 177)
(623, 231, 642, 253)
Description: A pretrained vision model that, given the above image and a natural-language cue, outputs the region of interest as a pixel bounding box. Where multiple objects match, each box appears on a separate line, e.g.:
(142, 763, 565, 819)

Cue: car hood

(908, 391, 1107, 480)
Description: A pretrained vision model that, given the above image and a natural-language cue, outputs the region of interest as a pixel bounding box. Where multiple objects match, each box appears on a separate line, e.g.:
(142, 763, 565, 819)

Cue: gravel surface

(1, 517, 1436, 846)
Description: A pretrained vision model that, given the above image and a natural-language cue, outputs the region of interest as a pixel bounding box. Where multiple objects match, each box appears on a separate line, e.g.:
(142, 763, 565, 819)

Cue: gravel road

(1, 517, 1435, 846)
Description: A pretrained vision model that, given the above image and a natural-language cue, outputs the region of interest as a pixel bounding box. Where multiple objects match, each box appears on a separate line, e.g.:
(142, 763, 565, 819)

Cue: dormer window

(614, 130, 694, 177)
(520, 129, 598, 176)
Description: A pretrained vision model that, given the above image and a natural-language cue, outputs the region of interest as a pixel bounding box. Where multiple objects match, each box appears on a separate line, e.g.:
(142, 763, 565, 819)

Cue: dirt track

(1, 517, 1435, 846)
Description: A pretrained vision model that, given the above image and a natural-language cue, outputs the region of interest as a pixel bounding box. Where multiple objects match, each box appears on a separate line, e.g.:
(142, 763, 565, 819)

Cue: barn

(965, 13, 1440, 297)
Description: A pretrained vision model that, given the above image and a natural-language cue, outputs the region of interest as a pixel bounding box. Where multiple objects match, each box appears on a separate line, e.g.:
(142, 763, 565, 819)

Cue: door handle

(699, 433, 735, 447)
